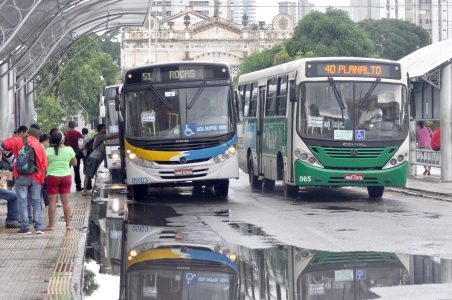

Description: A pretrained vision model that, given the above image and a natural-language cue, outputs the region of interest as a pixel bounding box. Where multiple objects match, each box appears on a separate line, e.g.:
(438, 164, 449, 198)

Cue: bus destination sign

(306, 61, 401, 79)
(126, 65, 230, 84)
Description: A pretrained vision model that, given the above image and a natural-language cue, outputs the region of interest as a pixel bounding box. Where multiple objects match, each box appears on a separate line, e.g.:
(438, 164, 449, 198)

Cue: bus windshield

(299, 82, 408, 142)
(127, 269, 234, 300)
(125, 85, 233, 139)
(299, 267, 409, 300)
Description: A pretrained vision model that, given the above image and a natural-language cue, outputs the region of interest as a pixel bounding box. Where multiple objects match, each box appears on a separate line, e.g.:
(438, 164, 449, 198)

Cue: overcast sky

(256, 0, 351, 23)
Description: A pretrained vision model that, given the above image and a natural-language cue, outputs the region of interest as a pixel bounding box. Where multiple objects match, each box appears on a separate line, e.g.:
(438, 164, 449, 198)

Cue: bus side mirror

(99, 105, 106, 118)
(289, 80, 297, 102)
(115, 86, 121, 111)
(233, 90, 240, 122)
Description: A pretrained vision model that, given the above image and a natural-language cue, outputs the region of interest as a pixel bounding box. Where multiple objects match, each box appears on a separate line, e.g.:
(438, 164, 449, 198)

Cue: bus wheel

(131, 185, 148, 200)
(262, 178, 275, 193)
(214, 180, 229, 198)
(284, 184, 298, 198)
(248, 158, 262, 191)
(367, 186, 384, 199)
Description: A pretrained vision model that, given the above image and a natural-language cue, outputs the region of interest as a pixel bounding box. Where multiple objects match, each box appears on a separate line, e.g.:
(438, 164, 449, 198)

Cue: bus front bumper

(294, 160, 408, 187)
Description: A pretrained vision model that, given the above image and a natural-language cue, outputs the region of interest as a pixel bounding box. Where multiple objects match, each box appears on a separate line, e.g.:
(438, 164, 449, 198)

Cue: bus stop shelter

(399, 38, 452, 182)
(0, 0, 151, 141)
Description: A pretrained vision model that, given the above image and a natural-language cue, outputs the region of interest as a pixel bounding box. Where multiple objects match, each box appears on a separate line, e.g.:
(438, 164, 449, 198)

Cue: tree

(285, 9, 376, 58)
(35, 95, 70, 133)
(359, 18, 431, 60)
(36, 34, 121, 126)
(99, 31, 121, 66)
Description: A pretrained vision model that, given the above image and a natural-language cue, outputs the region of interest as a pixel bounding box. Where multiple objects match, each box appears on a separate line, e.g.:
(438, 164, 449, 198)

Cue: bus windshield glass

(125, 85, 233, 139)
(299, 82, 408, 142)
(127, 270, 234, 300)
(299, 267, 409, 299)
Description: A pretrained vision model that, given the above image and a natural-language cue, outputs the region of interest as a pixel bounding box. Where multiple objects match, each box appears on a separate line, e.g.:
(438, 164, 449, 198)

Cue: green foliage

(35, 95, 70, 133)
(359, 18, 431, 60)
(83, 266, 99, 296)
(36, 34, 121, 126)
(99, 31, 121, 66)
(286, 9, 375, 58)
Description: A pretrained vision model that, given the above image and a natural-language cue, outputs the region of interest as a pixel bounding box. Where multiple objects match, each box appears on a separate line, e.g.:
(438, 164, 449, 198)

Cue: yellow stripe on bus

(127, 248, 184, 269)
(125, 139, 184, 161)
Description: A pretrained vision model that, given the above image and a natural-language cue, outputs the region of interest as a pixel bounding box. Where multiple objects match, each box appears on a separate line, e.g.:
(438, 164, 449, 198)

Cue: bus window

(249, 83, 258, 117)
(266, 78, 277, 117)
(243, 84, 250, 117)
(276, 76, 288, 116)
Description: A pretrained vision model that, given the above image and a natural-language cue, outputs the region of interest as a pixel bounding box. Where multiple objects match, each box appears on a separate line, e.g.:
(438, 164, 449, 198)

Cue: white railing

(411, 148, 441, 175)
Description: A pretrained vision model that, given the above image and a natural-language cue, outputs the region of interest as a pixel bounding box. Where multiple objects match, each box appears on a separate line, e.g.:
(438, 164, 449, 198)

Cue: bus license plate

(175, 169, 193, 176)
(344, 174, 364, 181)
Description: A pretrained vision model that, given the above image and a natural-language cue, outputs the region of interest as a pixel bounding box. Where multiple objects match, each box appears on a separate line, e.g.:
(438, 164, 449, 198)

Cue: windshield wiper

(187, 81, 206, 109)
(359, 78, 381, 107)
(328, 77, 346, 120)
(148, 84, 172, 109)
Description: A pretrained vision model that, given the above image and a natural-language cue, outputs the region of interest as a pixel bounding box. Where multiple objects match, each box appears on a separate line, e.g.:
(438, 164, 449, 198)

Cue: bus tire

(262, 178, 275, 192)
(367, 186, 384, 199)
(130, 184, 148, 200)
(248, 157, 262, 191)
(284, 184, 298, 198)
(214, 180, 229, 198)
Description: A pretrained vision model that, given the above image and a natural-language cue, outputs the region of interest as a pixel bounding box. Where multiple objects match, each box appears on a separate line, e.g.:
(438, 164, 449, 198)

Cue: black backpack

(84, 134, 98, 157)
(16, 136, 37, 175)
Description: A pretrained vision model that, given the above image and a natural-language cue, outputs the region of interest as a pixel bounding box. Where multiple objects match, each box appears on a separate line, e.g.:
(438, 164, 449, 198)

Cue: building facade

(121, 7, 294, 78)
(351, 0, 406, 21)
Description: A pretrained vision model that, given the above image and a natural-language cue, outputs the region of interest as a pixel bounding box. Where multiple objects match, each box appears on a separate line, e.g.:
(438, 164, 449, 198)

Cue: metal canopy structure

(399, 39, 452, 182)
(0, 0, 151, 140)
(0, 0, 151, 80)
(399, 38, 452, 86)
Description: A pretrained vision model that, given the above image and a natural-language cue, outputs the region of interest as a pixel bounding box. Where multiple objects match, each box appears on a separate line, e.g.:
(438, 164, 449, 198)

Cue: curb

(387, 187, 452, 202)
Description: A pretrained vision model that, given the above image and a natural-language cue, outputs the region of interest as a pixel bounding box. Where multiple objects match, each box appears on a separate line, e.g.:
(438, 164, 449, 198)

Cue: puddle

(84, 185, 452, 300)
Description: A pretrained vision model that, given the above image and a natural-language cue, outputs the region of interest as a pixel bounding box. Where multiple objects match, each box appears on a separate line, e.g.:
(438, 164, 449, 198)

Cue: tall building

(278, 1, 297, 23)
(298, 0, 314, 21)
(230, 0, 256, 25)
(405, 0, 452, 43)
(351, 0, 406, 22)
(170, 0, 228, 17)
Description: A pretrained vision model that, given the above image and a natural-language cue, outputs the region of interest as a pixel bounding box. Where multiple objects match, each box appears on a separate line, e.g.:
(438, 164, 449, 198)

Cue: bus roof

(238, 57, 402, 84)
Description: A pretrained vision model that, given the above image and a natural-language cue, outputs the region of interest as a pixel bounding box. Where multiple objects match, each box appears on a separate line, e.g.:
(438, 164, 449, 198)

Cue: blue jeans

(0, 188, 18, 223)
(15, 176, 43, 230)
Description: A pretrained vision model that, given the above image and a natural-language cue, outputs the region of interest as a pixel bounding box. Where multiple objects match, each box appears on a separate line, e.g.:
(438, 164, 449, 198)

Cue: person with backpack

(1, 125, 48, 234)
(82, 124, 118, 196)
(64, 121, 84, 191)
(45, 131, 77, 231)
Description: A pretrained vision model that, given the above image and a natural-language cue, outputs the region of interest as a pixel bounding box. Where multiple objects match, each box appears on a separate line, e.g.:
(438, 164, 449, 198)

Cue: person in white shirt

(359, 97, 383, 128)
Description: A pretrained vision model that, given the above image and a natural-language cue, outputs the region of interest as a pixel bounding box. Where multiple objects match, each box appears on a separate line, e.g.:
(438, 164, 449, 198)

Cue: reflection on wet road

(84, 180, 452, 299)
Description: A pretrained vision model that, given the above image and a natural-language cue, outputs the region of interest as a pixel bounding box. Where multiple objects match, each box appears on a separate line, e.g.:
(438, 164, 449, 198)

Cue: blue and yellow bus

(119, 62, 238, 198)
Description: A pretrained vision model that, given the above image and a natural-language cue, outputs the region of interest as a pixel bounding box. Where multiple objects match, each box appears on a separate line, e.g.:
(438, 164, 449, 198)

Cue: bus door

(257, 86, 266, 176)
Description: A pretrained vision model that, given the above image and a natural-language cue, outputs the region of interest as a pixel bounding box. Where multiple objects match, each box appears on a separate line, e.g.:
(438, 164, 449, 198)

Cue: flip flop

(81, 191, 91, 196)
(66, 226, 73, 230)
(45, 226, 54, 231)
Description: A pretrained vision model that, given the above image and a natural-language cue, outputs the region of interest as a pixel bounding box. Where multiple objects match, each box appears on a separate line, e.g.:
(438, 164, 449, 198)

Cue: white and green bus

(236, 57, 409, 198)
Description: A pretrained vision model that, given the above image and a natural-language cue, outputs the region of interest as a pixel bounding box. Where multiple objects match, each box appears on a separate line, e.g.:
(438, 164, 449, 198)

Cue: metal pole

(18, 77, 27, 126)
(440, 63, 452, 181)
(25, 79, 35, 125)
(73, 99, 89, 127)
(0, 62, 11, 140)
(409, 120, 417, 176)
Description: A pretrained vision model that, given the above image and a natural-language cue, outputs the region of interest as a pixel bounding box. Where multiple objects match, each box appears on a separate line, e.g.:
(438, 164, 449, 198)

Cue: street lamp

(72, 99, 89, 128)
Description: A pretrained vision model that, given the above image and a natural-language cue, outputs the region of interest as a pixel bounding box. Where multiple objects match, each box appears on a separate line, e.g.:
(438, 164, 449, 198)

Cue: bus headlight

(383, 151, 408, 169)
(227, 252, 237, 262)
(109, 149, 120, 160)
(128, 152, 158, 168)
(213, 145, 236, 163)
(130, 249, 138, 257)
(295, 148, 324, 168)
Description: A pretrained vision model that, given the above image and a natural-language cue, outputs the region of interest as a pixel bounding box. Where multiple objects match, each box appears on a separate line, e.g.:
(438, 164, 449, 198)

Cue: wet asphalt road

(129, 173, 452, 258)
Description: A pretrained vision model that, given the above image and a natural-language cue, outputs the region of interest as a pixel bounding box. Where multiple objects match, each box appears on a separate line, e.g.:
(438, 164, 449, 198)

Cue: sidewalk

(0, 191, 90, 299)
(390, 166, 452, 200)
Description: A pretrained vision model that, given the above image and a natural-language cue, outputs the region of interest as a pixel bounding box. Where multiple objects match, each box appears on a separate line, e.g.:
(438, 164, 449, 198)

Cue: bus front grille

(159, 168, 209, 179)
(142, 141, 223, 151)
(313, 147, 389, 159)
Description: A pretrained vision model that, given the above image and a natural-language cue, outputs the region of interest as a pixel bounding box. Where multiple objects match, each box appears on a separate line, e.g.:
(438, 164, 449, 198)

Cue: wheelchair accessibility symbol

(185, 272, 198, 285)
(355, 130, 365, 141)
(183, 124, 197, 137)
